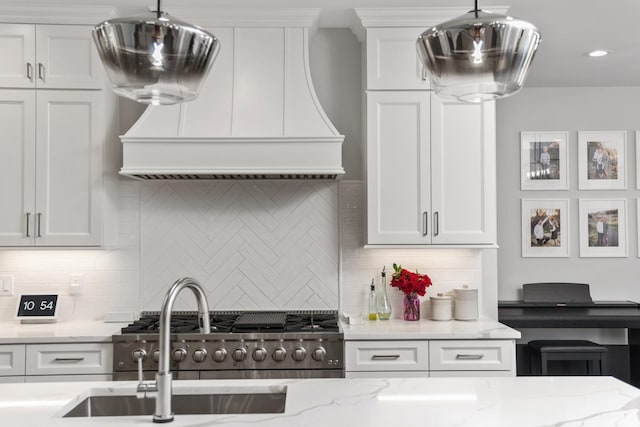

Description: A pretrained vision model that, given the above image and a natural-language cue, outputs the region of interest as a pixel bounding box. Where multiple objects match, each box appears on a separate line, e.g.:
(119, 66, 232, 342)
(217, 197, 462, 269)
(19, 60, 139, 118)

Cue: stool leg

(541, 353, 548, 376)
(600, 353, 607, 375)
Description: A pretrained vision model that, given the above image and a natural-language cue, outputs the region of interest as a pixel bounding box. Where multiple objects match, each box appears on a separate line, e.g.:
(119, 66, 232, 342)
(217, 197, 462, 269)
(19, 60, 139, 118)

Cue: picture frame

(578, 131, 627, 190)
(579, 198, 628, 257)
(520, 131, 569, 190)
(521, 199, 569, 257)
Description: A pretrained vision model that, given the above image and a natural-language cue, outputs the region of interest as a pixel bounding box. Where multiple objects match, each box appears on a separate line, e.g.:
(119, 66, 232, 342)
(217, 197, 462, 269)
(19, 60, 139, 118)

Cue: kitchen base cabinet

(429, 340, 515, 374)
(0, 342, 112, 382)
(345, 339, 515, 378)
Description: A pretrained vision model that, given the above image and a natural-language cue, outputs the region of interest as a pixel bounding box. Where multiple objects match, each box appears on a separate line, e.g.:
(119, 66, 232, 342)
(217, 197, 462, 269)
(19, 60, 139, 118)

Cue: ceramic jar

(454, 285, 478, 320)
(430, 293, 452, 321)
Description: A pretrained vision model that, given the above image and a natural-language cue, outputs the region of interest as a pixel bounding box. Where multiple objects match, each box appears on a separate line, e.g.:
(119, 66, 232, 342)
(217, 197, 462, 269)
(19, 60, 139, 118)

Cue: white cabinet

(25, 343, 112, 376)
(345, 340, 429, 372)
(366, 27, 430, 90)
(345, 339, 515, 378)
(0, 345, 26, 377)
(0, 342, 112, 383)
(366, 90, 496, 245)
(429, 340, 515, 374)
(0, 24, 102, 89)
(0, 90, 104, 246)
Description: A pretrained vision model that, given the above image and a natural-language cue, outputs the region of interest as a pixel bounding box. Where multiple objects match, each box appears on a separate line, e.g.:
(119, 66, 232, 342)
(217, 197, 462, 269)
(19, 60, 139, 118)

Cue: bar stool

(528, 340, 608, 376)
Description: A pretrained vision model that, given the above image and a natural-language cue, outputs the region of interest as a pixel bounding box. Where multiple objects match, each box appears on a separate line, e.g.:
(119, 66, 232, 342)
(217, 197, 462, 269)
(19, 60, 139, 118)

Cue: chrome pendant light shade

(416, 6, 541, 102)
(92, 5, 220, 105)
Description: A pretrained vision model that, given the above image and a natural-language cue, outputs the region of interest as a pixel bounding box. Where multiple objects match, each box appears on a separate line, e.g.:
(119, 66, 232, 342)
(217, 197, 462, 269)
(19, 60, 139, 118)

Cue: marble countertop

(1, 376, 639, 426)
(0, 321, 129, 344)
(341, 317, 521, 340)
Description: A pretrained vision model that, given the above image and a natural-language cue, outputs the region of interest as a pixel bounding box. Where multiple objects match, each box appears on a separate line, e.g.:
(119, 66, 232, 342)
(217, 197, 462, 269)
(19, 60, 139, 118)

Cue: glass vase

(403, 292, 420, 321)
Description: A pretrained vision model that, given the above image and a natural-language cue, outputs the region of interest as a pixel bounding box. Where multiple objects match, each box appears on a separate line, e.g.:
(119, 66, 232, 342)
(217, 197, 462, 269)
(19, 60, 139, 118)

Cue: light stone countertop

(1, 376, 639, 426)
(341, 317, 521, 340)
(0, 321, 129, 344)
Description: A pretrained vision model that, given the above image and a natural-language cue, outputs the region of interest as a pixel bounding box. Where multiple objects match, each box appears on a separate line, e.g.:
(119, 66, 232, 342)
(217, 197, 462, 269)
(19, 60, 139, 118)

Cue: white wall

(496, 87, 640, 302)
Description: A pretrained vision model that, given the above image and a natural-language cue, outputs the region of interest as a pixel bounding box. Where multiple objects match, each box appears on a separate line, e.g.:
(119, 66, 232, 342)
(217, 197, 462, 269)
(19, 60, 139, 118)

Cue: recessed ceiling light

(587, 50, 609, 57)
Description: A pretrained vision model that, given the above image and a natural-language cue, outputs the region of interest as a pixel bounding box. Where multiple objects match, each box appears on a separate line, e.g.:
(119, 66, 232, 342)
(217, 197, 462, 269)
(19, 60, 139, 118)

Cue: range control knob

(213, 348, 227, 363)
(311, 347, 327, 362)
(253, 347, 267, 362)
(172, 348, 187, 362)
(232, 347, 247, 362)
(152, 349, 160, 363)
(292, 347, 307, 362)
(131, 349, 147, 362)
(272, 347, 287, 362)
(193, 348, 208, 363)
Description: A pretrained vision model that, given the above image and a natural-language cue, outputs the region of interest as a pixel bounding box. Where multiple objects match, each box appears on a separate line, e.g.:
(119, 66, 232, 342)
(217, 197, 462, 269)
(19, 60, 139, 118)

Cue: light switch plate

(0, 275, 14, 296)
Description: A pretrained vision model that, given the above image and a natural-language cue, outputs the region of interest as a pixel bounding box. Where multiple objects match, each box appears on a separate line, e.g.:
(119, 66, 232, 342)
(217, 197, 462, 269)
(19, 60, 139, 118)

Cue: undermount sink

(62, 385, 287, 418)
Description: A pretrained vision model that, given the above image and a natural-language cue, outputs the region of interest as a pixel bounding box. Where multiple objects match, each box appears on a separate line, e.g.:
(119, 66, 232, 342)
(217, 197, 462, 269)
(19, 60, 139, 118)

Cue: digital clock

(16, 294, 58, 323)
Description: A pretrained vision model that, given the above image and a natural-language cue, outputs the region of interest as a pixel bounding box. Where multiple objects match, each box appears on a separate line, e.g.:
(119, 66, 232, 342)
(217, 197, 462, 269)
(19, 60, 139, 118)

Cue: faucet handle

(136, 357, 158, 399)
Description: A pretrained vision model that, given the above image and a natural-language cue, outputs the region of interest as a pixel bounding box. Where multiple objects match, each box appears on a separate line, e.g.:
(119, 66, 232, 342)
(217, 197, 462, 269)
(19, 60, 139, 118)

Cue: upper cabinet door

(35, 90, 104, 246)
(366, 91, 431, 244)
(35, 25, 102, 89)
(0, 90, 36, 246)
(0, 24, 36, 88)
(366, 27, 430, 90)
(430, 96, 497, 244)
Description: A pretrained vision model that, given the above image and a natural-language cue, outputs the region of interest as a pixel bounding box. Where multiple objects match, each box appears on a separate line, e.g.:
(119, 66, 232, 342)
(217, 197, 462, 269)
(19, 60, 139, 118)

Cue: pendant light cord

(157, 0, 161, 19)
(474, 0, 479, 17)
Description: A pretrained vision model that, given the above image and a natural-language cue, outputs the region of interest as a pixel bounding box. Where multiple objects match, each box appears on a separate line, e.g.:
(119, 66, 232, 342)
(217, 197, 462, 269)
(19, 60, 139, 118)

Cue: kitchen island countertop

(1, 376, 639, 426)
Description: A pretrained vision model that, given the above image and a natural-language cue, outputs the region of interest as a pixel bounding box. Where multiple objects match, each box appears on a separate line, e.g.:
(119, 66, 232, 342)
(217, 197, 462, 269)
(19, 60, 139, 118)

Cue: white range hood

(120, 8, 344, 180)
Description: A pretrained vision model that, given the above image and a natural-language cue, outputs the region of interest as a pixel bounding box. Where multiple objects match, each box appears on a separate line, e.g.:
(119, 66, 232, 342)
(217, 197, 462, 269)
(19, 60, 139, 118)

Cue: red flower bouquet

(390, 263, 432, 296)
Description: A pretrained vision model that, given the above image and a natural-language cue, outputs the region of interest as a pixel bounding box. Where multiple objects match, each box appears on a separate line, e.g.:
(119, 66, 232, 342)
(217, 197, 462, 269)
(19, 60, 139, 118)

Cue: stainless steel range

(113, 310, 344, 380)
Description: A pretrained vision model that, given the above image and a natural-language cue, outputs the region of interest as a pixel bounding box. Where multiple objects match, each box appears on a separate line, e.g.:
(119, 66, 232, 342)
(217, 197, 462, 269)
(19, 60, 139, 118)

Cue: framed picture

(520, 131, 569, 190)
(521, 199, 569, 257)
(579, 199, 628, 257)
(578, 131, 627, 190)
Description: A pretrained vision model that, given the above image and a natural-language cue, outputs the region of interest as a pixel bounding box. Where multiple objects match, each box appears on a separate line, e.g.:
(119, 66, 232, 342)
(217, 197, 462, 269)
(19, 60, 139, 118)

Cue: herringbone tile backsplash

(140, 181, 339, 311)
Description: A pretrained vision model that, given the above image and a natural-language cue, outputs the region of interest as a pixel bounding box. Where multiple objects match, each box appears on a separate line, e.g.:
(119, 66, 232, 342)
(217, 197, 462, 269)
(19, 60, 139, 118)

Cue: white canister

(430, 293, 452, 321)
(454, 285, 478, 321)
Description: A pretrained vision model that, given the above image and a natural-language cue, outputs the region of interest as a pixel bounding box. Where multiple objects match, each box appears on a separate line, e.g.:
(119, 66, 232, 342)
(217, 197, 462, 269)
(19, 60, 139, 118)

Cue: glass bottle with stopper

(376, 266, 392, 320)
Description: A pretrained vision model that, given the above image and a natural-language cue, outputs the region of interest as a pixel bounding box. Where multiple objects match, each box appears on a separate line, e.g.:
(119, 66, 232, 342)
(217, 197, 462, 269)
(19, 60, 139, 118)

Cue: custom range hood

(120, 8, 344, 180)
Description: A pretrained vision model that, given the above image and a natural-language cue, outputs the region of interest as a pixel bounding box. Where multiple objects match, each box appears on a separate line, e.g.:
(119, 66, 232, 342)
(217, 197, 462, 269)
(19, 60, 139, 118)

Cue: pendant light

(92, 0, 220, 105)
(416, 1, 541, 102)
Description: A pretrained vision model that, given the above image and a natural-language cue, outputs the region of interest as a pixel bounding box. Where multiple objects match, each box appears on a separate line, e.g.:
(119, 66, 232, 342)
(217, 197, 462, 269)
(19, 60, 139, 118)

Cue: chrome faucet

(137, 277, 210, 423)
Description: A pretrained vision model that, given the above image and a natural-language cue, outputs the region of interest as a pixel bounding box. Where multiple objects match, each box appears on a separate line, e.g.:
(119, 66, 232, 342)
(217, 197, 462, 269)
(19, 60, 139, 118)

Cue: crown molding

(350, 6, 509, 42)
(0, 4, 118, 24)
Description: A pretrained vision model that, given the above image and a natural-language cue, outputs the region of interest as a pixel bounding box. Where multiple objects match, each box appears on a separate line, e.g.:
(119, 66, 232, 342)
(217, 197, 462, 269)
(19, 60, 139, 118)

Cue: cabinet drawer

(26, 343, 112, 375)
(429, 340, 513, 371)
(0, 344, 26, 376)
(345, 341, 428, 372)
(346, 370, 429, 379)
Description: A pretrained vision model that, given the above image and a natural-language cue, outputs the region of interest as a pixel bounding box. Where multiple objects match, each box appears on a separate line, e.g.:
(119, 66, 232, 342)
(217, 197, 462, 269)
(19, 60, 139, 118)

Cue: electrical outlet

(69, 274, 83, 296)
(0, 275, 14, 296)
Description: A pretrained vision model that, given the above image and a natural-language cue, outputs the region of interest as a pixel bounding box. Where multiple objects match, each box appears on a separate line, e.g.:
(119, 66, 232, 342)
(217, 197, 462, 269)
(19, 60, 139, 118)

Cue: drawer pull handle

(371, 355, 401, 360)
(53, 357, 85, 363)
(455, 354, 484, 360)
